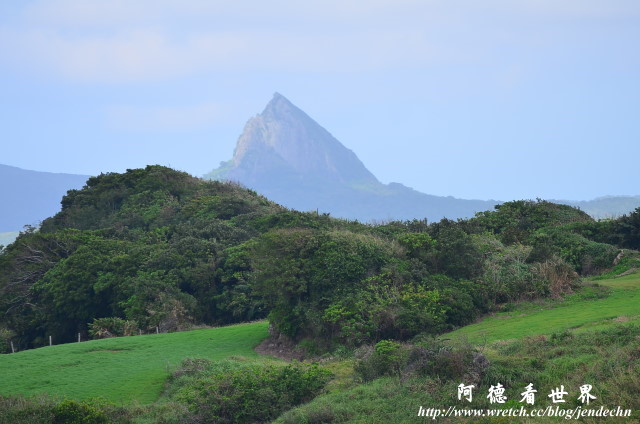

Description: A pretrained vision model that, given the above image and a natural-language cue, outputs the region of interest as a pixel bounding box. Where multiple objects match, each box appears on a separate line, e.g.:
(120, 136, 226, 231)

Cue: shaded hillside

(205, 93, 498, 222)
(0, 164, 89, 232)
(2, 165, 637, 357)
(0, 165, 366, 349)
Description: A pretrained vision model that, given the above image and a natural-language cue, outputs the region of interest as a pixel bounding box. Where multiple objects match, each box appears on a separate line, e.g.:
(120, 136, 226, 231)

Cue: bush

(0, 395, 54, 423)
(0, 396, 131, 424)
(354, 339, 488, 384)
(168, 359, 332, 424)
(354, 340, 404, 381)
(88, 317, 139, 339)
(52, 399, 109, 424)
(529, 229, 618, 275)
(531, 256, 579, 297)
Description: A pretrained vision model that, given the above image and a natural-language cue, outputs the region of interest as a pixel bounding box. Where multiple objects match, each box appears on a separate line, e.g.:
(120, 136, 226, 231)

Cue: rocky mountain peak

(204, 93, 500, 221)
(224, 93, 379, 187)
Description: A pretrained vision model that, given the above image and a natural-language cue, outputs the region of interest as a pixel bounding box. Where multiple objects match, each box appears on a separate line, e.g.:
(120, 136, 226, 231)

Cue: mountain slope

(205, 93, 498, 222)
(211, 92, 379, 188)
(0, 164, 89, 232)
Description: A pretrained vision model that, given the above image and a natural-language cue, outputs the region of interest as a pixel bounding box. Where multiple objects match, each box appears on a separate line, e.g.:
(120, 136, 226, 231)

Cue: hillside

(1, 166, 639, 422)
(272, 271, 640, 423)
(3, 164, 637, 354)
(0, 164, 89, 233)
(1, 271, 638, 422)
(1, 165, 389, 350)
(0, 166, 287, 349)
(0, 321, 270, 404)
(448, 270, 640, 343)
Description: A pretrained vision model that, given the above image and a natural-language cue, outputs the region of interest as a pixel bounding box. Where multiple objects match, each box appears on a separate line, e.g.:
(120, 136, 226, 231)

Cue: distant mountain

(0, 164, 89, 232)
(210, 92, 379, 188)
(555, 196, 640, 219)
(205, 93, 499, 222)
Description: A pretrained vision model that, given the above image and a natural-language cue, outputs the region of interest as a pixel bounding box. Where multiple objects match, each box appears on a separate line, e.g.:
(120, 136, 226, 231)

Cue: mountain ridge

(205, 93, 640, 222)
(209, 93, 380, 189)
(0, 164, 89, 232)
(205, 93, 500, 221)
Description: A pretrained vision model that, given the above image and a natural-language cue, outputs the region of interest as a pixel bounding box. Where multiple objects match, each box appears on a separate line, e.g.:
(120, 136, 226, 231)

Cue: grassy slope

(275, 272, 640, 423)
(447, 273, 640, 344)
(0, 321, 269, 404)
(1, 274, 638, 421)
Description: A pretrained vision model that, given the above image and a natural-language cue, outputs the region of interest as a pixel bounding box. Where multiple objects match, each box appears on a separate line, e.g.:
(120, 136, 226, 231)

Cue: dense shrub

(353, 340, 405, 381)
(0, 395, 55, 423)
(0, 165, 633, 351)
(354, 339, 488, 384)
(88, 317, 138, 339)
(593, 251, 640, 279)
(472, 199, 593, 244)
(0, 167, 285, 348)
(320, 273, 461, 345)
(529, 229, 619, 275)
(0, 396, 131, 424)
(612, 207, 640, 249)
(52, 399, 109, 424)
(530, 256, 580, 297)
(252, 228, 395, 340)
(167, 358, 332, 424)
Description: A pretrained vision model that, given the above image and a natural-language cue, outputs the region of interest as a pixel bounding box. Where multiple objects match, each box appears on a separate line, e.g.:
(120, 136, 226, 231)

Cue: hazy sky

(1, 1, 638, 201)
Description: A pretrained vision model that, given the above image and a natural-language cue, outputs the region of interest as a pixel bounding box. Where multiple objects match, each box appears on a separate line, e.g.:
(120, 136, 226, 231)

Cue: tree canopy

(0, 168, 634, 351)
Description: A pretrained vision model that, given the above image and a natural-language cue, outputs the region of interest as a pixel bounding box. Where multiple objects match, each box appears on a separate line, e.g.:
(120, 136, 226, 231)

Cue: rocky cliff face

(205, 93, 498, 221)
(211, 93, 379, 189)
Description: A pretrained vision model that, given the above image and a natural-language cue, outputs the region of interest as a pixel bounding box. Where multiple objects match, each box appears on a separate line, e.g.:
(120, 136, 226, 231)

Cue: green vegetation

(277, 323, 640, 423)
(0, 321, 336, 424)
(1, 167, 640, 422)
(0, 166, 374, 350)
(275, 272, 640, 423)
(449, 274, 640, 343)
(2, 168, 637, 352)
(164, 358, 332, 423)
(0, 321, 269, 404)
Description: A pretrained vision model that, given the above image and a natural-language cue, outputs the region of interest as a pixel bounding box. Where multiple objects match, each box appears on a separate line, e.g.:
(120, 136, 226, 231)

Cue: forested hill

(0, 165, 367, 349)
(1, 165, 639, 353)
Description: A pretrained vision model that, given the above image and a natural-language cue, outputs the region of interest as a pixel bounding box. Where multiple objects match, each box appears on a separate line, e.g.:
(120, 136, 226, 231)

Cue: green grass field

(1, 273, 639, 423)
(277, 272, 640, 423)
(0, 321, 270, 404)
(447, 272, 640, 344)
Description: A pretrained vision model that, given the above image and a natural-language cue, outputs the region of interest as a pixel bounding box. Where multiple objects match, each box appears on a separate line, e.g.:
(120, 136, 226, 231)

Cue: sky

(1, 0, 639, 201)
